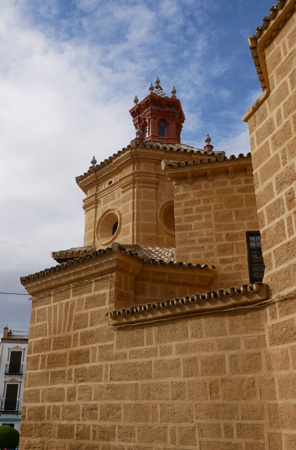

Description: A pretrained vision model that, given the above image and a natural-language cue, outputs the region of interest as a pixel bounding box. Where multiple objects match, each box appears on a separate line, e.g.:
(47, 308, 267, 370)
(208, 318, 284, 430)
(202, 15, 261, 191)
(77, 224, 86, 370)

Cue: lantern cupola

(130, 77, 185, 145)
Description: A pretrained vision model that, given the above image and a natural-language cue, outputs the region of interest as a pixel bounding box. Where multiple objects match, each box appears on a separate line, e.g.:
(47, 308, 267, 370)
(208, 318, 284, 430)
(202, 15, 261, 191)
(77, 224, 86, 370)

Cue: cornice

(21, 243, 215, 296)
(161, 153, 252, 183)
(129, 92, 185, 119)
(107, 282, 269, 327)
(76, 141, 206, 190)
(244, 0, 295, 120)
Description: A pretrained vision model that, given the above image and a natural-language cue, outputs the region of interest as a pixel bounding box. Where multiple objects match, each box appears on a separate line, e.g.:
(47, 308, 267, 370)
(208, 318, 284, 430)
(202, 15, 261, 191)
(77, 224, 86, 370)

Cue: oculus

(97, 208, 121, 245)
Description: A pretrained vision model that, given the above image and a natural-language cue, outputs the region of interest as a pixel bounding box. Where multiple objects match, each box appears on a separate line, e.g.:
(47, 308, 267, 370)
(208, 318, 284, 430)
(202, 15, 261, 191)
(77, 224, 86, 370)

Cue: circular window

(97, 209, 121, 245)
(159, 201, 175, 236)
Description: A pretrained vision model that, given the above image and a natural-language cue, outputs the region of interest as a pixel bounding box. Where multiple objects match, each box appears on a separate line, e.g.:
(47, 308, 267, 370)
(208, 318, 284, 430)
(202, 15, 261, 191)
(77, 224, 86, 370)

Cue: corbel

(187, 172, 193, 185)
(207, 170, 213, 181)
(227, 167, 234, 179)
(246, 165, 253, 176)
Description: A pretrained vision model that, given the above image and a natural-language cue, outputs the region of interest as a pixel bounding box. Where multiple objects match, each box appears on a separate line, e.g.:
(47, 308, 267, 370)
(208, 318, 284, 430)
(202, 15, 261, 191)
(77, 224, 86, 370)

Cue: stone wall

(19, 272, 296, 450)
(244, 4, 296, 296)
(265, 290, 296, 449)
(164, 157, 259, 290)
(19, 4, 296, 450)
(78, 144, 213, 251)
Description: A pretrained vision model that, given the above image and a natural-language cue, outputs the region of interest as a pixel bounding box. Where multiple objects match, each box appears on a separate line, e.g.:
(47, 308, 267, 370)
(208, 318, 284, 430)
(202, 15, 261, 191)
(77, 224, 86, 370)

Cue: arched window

(158, 121, 167, 137)
(143, 124, 148, 140)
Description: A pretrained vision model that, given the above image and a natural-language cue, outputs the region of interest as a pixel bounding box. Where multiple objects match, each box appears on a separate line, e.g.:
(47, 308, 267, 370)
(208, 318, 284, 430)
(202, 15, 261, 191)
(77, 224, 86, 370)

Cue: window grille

(246, 231, 265, 283)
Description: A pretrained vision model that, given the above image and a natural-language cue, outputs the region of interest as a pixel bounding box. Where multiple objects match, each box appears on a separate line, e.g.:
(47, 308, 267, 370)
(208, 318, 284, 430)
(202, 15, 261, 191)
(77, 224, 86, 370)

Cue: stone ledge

(107, 282, 269, 327)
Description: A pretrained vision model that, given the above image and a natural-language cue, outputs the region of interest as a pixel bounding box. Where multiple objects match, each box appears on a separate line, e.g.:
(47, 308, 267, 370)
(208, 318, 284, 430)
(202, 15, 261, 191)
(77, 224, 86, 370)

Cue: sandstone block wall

(172, 165, 259, 290)
(79, 147, 179, 250)
(245, 9, 296, 296)
(79, 146, 219, 251)
(19, 275, 296, 450)
(265, 290, 296, 449)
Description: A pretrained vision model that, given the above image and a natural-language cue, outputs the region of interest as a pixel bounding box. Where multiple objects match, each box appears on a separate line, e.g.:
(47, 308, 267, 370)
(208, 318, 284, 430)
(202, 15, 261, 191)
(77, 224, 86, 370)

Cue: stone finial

(133, 95, 139, 104)
(155, 77, 160, 87)
(204, 134, 212, 145)
(171, 86, 177, 97)
(91, 156, 97, 167)
(204, 134, 214, 154)
(149, 83, 154, 92)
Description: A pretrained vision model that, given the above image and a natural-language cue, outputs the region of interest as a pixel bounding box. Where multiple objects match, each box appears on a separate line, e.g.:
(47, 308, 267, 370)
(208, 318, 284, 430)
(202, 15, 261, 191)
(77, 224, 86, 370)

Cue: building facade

(18, 1, 296, 449)
(0, 327, 29, 432)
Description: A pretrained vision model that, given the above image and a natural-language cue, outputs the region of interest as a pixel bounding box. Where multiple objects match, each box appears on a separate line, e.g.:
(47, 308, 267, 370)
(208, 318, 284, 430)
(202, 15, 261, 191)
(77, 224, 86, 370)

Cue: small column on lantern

(135, 127, 142, 143)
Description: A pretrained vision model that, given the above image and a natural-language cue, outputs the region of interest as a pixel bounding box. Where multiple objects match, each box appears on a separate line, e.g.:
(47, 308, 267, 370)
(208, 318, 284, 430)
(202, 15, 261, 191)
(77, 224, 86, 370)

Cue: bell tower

(77, 78, 200, 250)
(129, 77, 185, 145)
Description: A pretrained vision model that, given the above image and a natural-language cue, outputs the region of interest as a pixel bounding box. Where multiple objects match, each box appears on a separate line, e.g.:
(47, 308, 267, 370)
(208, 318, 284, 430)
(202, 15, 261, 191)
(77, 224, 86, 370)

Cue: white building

(0, 327, 28, 432)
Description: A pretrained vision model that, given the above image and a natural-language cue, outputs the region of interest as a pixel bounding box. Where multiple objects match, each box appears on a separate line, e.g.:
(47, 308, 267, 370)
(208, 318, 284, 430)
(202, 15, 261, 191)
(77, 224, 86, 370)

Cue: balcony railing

(0, 399, 20, 414)
(4, 364, 23, 375)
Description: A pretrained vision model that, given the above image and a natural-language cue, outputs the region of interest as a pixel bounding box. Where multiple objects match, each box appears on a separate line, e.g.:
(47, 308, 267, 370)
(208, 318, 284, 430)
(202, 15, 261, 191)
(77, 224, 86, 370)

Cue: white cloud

(215, 127, 251, 156)
(76, 0, 101, 13)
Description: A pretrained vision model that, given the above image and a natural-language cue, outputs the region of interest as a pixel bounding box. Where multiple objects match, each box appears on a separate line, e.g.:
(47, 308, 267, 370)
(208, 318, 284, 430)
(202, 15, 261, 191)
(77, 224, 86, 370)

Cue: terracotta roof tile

(249, 0, 293, 90)
(162, 152, 251, 170)
(251, 1, 287, 40)
(118, 245, 175, 263)
(21, 243, 214, 283)
(76, 141, 208, 183)
(52, 246, 95, 263)
(112, 243, 213, 269)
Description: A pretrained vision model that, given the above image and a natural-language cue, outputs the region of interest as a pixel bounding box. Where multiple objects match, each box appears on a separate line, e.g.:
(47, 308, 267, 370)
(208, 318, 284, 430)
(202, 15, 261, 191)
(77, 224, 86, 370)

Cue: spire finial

(204, 134, 214, 154)
(133, 95, 139, 104)
(149, 83, 154, 92)
(91, 156, 97, 167)
(171, 86, 177, 97)
(204, 134, 211, 145)
(155, 77, 160, 87)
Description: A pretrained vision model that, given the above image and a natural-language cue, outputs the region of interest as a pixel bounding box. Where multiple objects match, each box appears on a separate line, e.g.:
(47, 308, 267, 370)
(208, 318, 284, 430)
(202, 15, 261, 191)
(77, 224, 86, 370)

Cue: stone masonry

(243, 0, 296, 297)
(19, 1, 296, 449)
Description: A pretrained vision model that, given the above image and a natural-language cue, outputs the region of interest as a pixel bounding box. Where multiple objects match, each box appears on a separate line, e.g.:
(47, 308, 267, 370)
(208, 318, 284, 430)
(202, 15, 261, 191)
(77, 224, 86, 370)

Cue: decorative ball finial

(133, 95, 139, 104)
(91, 156, 97, 167)
(136, 127, 142, 139)
(155, 77, 160, 87)
(171, 86, 177, 97)
(204, 134, 212, 145)
(149, 83, 154, 92)
(204, 134, 214, 154)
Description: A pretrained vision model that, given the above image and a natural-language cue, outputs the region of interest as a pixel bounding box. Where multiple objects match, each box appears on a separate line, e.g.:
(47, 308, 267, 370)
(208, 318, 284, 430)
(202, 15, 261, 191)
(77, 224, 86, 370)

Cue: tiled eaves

(249, 0, 294, 90)
(161, 153, 252, 180)
(107, 282, 269, 327)
(52, 246, 95, 263)
(20, 248, 114, 282)
(118, 244, 176, 264)
(112, 243, 214, 270)
(162, 152, 251, 169)
(21, 243, 214, 283)
(75, 141, 205, 183)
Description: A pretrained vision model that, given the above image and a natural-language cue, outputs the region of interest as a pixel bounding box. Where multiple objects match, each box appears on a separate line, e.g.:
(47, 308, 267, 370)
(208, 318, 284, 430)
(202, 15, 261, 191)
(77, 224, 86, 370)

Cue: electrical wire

(0, 291, 30, 296)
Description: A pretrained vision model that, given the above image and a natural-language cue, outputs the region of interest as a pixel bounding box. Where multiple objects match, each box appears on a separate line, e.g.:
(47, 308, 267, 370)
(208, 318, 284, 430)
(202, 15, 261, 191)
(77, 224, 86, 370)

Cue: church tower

(76, 79, 203, 250)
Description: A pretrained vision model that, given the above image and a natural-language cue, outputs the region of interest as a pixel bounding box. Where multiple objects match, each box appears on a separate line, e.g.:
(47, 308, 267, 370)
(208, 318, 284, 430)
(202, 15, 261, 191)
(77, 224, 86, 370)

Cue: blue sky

(0, 0, 274, 330)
